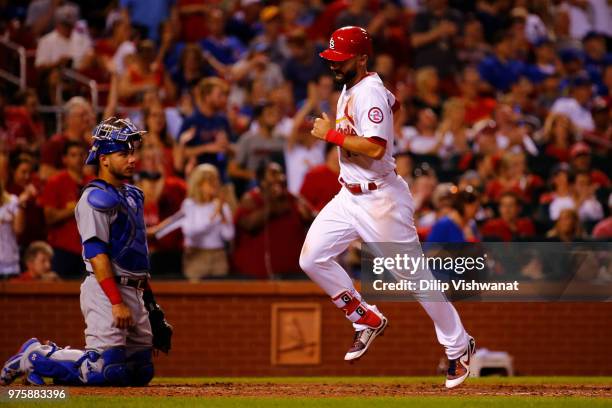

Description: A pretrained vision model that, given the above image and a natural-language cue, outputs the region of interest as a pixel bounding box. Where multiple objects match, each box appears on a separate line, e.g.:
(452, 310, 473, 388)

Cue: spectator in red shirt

(10, 241, 60, 282)
(307, 0, 348, 42)
(233, 162, 312, 279)
(94, 17, 133, 69)
(485, 151, 544, 205)
(142, 102, 179, 177)
(459, 67, 496, 126)
(569, 142, 610, 189)
(299, 144, 340, 213)
(0, 87, 42, 154)
(546, 208, 584, 242)
(582, 98, 610, 158)
(540, 113, 577, 163)
(481, 191, 536, 241)
(5, 153, 46, 247)
(1, 89, 45, 153)
(39, 141, 92, 278)
(137, 146, 186, 278)
(592, 194, 612, 239)
(40, 97, 95, 180)
(16, 89, 45, 149)
(176, 0, 209, 43)
(118, 39, 176, 105)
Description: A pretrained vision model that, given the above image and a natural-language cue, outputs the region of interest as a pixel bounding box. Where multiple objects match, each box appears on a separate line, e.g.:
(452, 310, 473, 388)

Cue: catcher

(0, 118, 172, 386)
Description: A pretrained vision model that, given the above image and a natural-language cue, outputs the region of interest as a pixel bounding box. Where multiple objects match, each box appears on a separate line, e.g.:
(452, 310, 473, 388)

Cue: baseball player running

(300, 26, 475, 388)
(1, 118, 172, 386)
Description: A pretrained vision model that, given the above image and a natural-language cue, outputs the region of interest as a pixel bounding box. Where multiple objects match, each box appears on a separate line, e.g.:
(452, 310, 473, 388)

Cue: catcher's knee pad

(126, 349, 154, 386)
(332, 289, 383, 328)
(84, 348, 130, 386)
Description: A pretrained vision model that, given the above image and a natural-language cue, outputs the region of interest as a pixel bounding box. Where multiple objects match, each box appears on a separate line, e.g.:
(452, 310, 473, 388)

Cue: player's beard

(109, 164, 134, 181)
(332, 67, 357, 85)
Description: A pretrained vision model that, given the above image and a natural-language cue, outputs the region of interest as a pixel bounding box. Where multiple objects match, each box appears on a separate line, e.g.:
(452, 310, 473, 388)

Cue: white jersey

(335, 73, 397, 183)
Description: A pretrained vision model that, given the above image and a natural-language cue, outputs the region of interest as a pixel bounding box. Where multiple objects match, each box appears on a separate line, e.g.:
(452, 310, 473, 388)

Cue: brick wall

(1, 281, 611, 376)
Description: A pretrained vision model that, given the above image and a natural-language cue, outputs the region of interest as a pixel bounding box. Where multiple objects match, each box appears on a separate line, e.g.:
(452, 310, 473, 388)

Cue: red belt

(339, 177, 378, 194)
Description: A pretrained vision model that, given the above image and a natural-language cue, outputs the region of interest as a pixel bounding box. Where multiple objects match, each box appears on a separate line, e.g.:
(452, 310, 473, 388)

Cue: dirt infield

(64, 382, 612, 398)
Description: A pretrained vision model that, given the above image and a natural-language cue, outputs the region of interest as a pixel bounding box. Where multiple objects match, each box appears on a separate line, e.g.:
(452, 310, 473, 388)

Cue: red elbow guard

(99, 277, 122, 305)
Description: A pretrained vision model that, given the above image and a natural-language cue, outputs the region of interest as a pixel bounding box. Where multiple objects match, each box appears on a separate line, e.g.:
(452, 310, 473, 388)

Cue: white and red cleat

(344, 309, 388, 361)
(445, 337, 476, 389)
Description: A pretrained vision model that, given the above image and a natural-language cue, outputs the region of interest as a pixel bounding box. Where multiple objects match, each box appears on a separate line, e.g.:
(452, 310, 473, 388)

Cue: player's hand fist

(112, 303, 134, 329)
(311, 112, 332, 140)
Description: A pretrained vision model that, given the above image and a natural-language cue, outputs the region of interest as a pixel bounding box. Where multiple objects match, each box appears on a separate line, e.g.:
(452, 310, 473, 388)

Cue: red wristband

(99, 277, 122, 305)
(325, 129, 346, 147)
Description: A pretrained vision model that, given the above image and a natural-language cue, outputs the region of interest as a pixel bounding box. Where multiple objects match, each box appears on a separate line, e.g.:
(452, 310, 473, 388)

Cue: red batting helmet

(319, 26, 373, 62)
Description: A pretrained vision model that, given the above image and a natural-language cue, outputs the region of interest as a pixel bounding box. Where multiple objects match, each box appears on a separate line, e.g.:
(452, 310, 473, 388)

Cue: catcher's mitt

(143, 288, 173, 354)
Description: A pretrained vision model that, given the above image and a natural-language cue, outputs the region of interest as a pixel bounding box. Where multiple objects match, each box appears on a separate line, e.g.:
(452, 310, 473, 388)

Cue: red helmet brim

(319, 49, 355, 62)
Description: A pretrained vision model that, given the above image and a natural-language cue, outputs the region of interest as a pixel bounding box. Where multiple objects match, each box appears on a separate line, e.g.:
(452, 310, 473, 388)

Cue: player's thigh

(302, 190, 359, 259)
(354, 177, 419, 243)
(81, 276, 127, 350)
(123, 288, 153, 351)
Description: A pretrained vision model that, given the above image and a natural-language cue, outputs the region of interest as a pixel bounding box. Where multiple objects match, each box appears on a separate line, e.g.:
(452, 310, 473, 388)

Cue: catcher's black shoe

(344, 316, 388, 361)
(445, 336, 476, 389)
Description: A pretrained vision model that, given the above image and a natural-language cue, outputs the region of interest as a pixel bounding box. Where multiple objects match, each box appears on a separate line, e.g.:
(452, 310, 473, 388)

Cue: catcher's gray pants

(80, 275, 153, 355)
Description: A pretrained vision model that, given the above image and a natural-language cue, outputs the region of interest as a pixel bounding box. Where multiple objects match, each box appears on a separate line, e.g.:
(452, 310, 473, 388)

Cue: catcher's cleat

(344, 316, 388, 361)
(0, 338, 41, 385)
(445, 336, 476, 389)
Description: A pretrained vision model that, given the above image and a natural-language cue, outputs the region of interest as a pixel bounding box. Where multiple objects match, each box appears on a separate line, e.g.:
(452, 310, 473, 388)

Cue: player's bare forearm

(228, 161, 255, 180)
(184, 143, 220, 157)
(90, 252, 132, 328)
(311, 112, 385, 160)
(238, 197, 290, 232)
(237, 209, 267, 233)
(340, 135, 386, 160)
(44, 207, 75, 225)
(89, 253, 116, 282)
(411, 30, 440, 48)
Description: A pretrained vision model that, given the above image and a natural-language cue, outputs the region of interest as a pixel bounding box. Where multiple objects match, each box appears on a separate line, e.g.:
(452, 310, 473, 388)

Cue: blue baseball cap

(559, 48, 582, 63)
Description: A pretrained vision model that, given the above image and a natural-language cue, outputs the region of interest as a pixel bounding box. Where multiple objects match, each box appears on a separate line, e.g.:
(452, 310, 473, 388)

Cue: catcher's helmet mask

(86, 117, 146, 165)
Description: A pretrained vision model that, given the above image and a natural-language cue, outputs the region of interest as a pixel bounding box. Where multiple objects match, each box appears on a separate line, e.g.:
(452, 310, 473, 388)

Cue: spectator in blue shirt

(159, 20, 185, 74)
(178, 77, 232, 181)
(478, 31, 525, 92)
(120, 0, 175, 42)
(283, 29, 328, 105)
(226, 0, 263, 47)
(582, 31, 612, 95)
(200, 9, 246, 68)
(170, 44, 216, 98)
(427, 187, 481, 243)
(524, 38, 560, 84)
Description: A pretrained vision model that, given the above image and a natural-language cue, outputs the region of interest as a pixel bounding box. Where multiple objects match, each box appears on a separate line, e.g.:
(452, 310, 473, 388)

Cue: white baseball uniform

(299, 73, 470, 359)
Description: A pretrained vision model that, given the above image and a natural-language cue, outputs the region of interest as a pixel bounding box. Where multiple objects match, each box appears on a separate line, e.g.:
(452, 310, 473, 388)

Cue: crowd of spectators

(0, 0, 610, 282)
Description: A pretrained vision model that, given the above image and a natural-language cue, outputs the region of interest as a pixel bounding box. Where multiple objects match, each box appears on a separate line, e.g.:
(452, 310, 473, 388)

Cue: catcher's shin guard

(126, 349, 154, 386)
(82, 348, 131, 386)
(26, 342, 84, 385)
(332, 289, 384, 328)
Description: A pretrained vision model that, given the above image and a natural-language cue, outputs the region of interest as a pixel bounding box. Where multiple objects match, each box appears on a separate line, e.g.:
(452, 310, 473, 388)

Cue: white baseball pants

(299, 173, 471, 359)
